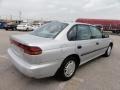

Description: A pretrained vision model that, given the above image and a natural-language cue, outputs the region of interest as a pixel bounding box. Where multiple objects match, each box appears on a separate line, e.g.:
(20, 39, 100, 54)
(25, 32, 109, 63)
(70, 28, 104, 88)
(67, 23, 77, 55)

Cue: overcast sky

(0, 0, 120, 21)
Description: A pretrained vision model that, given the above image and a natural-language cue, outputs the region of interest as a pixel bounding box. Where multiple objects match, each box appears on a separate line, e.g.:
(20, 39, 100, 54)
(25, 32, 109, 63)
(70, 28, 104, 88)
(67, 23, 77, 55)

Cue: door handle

(77, 46, 82, 49)
(96, 42, 99, 45)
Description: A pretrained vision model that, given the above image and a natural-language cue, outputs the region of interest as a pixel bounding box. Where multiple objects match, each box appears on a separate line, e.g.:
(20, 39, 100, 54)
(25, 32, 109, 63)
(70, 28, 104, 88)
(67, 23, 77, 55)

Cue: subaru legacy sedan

(8, 21, 113, 81)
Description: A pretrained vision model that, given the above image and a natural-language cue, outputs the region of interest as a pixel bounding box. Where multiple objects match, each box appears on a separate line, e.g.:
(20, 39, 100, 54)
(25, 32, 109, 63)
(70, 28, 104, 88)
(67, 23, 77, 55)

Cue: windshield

(31, 21, 68, 38)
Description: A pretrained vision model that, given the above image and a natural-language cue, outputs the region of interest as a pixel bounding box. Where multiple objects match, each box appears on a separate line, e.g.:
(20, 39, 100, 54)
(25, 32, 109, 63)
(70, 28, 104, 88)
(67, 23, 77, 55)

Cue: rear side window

(67, 25, 77, 41)
(77, 25, 91, 40)
(90, 26, 102, 39)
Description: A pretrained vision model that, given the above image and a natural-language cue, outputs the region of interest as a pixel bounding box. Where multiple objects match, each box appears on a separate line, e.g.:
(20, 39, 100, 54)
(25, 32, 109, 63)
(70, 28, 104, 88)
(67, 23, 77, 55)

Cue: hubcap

(64, 60, 76, 77)
(107, 46, 111, 55)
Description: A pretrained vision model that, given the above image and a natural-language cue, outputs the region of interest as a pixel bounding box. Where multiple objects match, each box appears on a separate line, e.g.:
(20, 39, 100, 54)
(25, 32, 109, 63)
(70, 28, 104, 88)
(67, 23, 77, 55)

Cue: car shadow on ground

(76, 55, 110, 72)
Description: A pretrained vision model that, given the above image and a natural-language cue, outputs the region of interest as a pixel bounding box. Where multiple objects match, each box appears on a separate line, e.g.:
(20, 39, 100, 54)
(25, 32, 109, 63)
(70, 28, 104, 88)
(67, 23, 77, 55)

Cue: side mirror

(102, 33, 109, 38)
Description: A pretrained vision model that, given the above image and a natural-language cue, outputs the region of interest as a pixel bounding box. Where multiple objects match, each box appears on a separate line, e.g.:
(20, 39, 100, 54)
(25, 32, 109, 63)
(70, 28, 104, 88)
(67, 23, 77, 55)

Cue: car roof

(60, 21, 95, 26)
(71, 22, 92, 25)
(50, 21, 96, 27)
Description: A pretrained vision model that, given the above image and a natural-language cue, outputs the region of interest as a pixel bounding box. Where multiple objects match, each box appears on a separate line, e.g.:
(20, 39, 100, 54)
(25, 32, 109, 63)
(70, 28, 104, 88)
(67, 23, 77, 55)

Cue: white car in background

(17, 22, 33, 31)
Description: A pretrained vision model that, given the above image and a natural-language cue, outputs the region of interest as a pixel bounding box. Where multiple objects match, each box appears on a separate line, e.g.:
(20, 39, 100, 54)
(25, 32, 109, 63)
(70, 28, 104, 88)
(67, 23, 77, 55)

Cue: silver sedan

(8, 21, 113, 81)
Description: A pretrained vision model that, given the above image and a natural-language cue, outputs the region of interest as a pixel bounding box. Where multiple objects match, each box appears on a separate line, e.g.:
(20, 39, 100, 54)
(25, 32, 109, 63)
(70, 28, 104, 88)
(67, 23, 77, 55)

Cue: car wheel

(13, 27, 16, 31)
(56, 57, 77, 81)
(12, 28, 15, 31)
(104, 45, 112, 57)
(26, 28, 29, 31)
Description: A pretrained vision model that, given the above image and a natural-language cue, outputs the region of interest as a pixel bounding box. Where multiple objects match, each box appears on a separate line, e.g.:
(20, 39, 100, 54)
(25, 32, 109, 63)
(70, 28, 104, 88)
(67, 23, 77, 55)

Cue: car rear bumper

(17, 27, 27, 30)
(7, 48, 62, 78)
(5, 27, 15, 30)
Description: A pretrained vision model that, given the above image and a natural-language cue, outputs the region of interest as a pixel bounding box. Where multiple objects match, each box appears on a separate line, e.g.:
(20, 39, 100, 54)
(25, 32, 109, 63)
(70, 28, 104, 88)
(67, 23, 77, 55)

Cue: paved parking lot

(0, 30, 120, 90)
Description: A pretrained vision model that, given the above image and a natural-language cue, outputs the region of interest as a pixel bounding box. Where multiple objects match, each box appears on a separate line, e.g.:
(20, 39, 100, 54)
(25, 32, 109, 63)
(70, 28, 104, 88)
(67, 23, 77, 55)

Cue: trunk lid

(9, 34, 62, 64)
(10, 34, 53, 46)
(10, 34, 53, 57)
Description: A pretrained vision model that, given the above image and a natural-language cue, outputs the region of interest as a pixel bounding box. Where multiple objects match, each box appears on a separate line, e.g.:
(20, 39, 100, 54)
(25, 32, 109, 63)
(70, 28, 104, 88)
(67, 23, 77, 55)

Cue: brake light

(24, 46, 42, 55)
(10, 39, 42, 55)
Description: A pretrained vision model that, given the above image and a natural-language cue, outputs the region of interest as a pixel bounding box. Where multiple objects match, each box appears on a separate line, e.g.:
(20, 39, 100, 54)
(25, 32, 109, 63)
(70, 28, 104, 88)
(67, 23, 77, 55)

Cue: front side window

(31, 21, 68, 38)
(90, 26, 102, 39)
(77, 25, 91, 40)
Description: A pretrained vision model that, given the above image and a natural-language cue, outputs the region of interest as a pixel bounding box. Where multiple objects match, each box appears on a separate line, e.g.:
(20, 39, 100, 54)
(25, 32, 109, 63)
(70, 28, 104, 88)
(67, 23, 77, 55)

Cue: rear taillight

(23, 46, 42, 55)
(10, 39, 42, 55)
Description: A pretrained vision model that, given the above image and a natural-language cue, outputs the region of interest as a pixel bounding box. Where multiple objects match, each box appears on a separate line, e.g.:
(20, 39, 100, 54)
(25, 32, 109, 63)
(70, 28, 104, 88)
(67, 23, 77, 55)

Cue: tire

(26, 28, 29, 31)
(104, 45, 112, 57)
(12, 28, 16, 31)
(13, 27, 16, 31)
(5, 29, 8, 31)
(112, 31, 115, 33)
(56, 57, 77, 81)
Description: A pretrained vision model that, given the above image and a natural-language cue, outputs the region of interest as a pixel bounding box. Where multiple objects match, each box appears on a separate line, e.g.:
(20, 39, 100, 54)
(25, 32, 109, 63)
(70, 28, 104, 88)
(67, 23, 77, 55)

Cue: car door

(75, 24, 100, 64)
(90, 26, 110, 56)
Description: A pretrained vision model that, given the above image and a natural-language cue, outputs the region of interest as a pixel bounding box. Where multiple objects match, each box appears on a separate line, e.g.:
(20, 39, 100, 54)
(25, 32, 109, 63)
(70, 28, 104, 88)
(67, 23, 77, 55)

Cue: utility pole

(5, 16, 7, 20)
(10, 15, 12, 20)
(19, 11, 22, 20)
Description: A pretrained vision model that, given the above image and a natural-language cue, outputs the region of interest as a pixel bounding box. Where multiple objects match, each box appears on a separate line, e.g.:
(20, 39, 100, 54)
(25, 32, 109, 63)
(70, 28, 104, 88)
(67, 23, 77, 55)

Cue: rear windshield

(31, 21, 68, 38)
